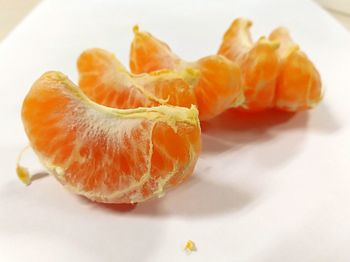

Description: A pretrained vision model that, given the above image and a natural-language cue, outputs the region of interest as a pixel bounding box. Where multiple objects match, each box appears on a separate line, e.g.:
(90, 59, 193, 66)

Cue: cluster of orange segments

(19, 18, 322, 204)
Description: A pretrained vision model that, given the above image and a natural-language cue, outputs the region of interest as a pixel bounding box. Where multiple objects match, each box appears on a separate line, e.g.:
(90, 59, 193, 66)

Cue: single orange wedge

(21, 71, 201, 203)
(269, 27, 322, 111)
(78, 48, 198, 110)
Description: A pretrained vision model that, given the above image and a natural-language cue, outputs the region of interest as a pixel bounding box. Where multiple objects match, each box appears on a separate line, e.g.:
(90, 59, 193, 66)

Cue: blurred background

(0, 0, 349, 41)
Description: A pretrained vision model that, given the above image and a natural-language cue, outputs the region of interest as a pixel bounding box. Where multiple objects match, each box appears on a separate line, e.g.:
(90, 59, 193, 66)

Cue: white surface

(316, 0, 350, 14)
(1, 0, 350, 261)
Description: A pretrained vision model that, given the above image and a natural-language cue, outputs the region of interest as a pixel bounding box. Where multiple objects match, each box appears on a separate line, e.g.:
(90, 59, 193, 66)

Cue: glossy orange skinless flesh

(130, 25, 181, 74)
(22, 71, 201, 203)
(269, 28, 322, 111)
(130, 26, 244, 121)
(218, 18, 280, 111)
(194, 56, 242, 120)
(78, 48, 197, 110)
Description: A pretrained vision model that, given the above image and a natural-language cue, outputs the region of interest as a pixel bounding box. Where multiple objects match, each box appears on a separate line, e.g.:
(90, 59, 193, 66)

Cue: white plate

(1, 0, 350, 261)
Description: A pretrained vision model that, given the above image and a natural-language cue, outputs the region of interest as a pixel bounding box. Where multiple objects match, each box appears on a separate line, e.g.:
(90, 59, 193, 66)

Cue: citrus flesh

(78, 48, 198, 110)
(21, 71, 201, 203)
(130, 26, 243, 121)
(269, 27, 322, 111)
(218, 18, 280, 111)
(218, 18, 322, 111)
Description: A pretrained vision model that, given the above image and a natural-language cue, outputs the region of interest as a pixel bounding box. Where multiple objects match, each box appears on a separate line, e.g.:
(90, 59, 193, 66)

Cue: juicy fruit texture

(218, 18, 280, 111)
(21, 71, 201, 203)
(78, 48, 197, 109)
(130, 26, 243, 121)
(218, 18, 322, 111)
(269, 27, 322, 111)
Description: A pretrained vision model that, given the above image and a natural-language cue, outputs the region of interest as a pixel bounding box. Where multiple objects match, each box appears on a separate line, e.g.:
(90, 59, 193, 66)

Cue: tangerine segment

(22, 71, 201, 203)
(269, 28, 322, 111)
(194, 56, 242, 121)
(217, 19, 254, 62)
(218, 18, 280, 111)
(130, 25, 181, 74)
(77, 48, 197, 110)
(130, 26, 244, 121)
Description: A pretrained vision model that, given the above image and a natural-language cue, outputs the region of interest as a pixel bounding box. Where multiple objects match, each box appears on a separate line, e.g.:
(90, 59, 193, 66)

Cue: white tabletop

(1, 0, 350, 42)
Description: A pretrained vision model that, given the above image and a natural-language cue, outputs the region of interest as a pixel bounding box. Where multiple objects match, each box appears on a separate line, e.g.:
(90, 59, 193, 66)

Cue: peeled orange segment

(130, 25, 182, 73)
(130, 26, 244, 121)
(218, 18, 280, 111)
(77, 48, 198, 110)
(269, 27, 322, 111)
(191, 55, 243, 121)
(21, 71, 201, 204)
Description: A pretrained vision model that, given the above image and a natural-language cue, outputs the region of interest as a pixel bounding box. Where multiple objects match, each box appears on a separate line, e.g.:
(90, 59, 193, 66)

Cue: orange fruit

(21, 71, 201, 203)
(218, 18, 322, 111)
(269, 27, 322, 111)
(77, 48, 198, 110)
(218, 18, 280, 111)
(130, 26, 243, 121)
